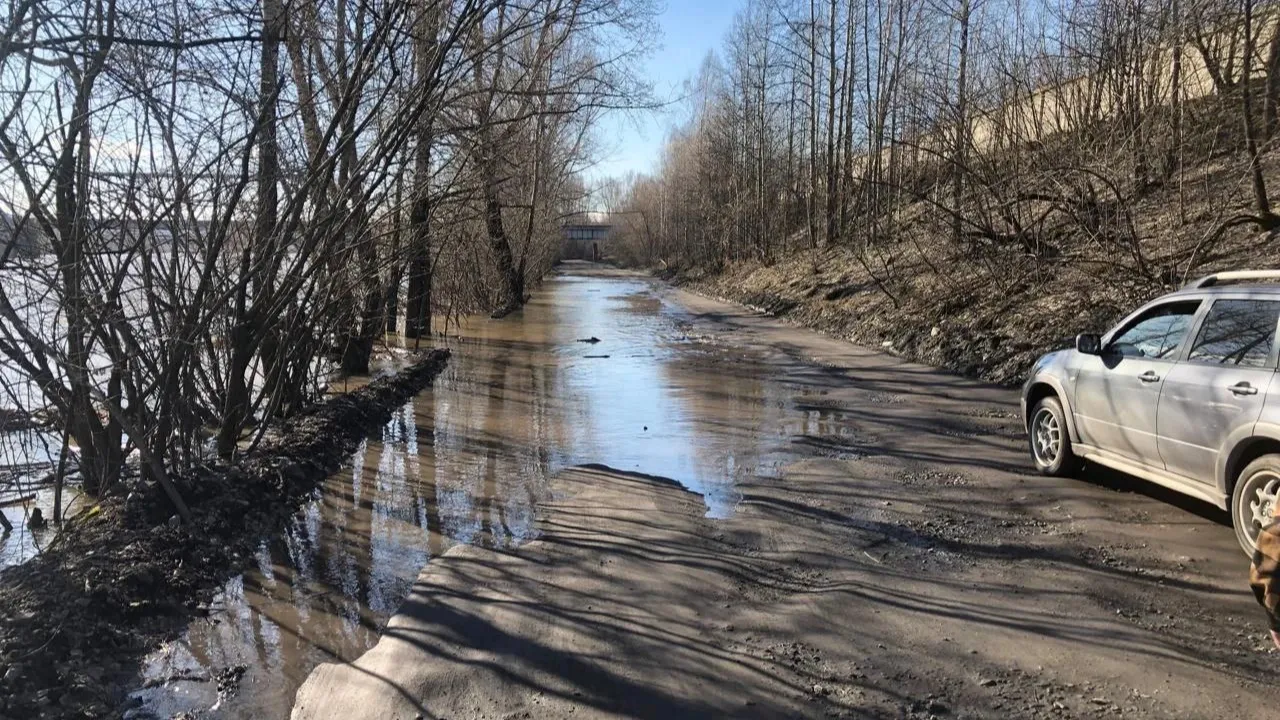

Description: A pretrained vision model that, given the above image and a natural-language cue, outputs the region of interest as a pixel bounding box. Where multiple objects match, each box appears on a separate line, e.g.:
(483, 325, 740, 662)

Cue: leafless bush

(0, 0, 657, 518)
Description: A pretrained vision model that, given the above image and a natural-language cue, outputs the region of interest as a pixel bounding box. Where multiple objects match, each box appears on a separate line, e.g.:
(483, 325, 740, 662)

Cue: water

(0, 427, 75, 567)
(131, 267, 822, 719)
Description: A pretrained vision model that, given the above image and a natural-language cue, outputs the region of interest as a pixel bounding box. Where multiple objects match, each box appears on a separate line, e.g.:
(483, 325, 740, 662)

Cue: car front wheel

(1233, 455, 1280, 557)
(1029, 396, 1079, 477)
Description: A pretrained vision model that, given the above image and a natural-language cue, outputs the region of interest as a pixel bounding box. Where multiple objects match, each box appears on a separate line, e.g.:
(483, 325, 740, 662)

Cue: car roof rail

(1184, 270, 1280, 289)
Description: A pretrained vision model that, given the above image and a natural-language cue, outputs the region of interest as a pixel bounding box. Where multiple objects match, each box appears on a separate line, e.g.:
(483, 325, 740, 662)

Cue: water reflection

(133, 270, 829, 719)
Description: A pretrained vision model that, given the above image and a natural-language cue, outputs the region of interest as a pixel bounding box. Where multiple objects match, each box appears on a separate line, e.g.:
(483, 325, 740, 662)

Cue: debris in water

(141, 671, 209, 689)
(584, 354, 610, 359)
(577, 337, 602, 343)
(27, 508, 45, 529)
(214, 664, 247, 698)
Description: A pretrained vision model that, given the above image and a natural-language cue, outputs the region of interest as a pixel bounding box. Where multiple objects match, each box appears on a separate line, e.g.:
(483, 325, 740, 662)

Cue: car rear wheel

(1233, 456, 1280, 557)
(1029, 396, 1079, 477)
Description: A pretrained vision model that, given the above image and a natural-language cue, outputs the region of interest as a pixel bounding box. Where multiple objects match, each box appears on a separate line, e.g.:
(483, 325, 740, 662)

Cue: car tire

(1232, 455, 1280, 557)
(1029, 396, 1079, 477)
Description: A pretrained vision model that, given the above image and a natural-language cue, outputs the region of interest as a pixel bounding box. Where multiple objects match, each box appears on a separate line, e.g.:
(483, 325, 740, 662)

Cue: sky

(584, 1, 744, 185)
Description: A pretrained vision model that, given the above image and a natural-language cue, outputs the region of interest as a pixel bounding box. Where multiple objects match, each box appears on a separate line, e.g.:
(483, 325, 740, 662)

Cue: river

(129, 265, 847, 719)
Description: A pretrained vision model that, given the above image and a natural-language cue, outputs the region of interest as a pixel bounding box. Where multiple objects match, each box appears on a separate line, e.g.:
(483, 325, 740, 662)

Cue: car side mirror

(1076, 333, 1102, 355)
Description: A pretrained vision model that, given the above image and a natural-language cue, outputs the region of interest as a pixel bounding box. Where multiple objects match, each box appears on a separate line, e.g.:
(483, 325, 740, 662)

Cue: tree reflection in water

(132, 273, 809, 719)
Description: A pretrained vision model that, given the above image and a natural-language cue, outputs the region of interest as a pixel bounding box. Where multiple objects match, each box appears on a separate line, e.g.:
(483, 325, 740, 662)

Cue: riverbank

(291, 267, 1273, 720)
(0, 349, 450, 720)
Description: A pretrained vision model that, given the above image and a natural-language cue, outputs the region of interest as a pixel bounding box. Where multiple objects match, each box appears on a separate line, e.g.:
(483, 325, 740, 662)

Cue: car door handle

(1229, 382, 1259, 396)
(1138, 371, 1161, 383)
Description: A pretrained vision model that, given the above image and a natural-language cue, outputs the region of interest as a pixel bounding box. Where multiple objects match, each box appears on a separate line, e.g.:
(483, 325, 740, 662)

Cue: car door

(1072, 299, 1202, 464)
(1157, 298, 1280, 483)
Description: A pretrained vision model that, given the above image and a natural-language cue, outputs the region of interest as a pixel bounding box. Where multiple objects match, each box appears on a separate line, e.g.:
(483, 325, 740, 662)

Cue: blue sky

(586, 1, 744, 184)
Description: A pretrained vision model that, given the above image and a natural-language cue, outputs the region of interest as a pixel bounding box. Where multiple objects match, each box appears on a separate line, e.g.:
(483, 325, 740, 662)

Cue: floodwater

(0, 428, 79, 567)
(130, 266, 848, 719)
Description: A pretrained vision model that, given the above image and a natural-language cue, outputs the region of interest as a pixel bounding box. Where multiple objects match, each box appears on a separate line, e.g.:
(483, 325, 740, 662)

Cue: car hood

(1029, 348, 1073, 379)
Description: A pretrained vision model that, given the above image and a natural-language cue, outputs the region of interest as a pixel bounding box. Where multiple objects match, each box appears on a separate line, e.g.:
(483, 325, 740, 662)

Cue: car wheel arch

(1223, 431, 1280, 501)
(1026, 379, 1081, 443)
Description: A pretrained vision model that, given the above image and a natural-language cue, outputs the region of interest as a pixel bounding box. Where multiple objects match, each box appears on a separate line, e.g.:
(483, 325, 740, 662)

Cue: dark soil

(0, 349, 450, 720)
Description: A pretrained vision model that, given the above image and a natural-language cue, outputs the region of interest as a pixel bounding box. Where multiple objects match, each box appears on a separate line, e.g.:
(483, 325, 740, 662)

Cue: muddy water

(131, 268, 825, 719)
(0, 428, 80, 567)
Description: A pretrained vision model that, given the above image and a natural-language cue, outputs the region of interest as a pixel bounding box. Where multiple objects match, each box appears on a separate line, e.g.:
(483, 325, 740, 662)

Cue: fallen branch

(0, 493, 36, 508)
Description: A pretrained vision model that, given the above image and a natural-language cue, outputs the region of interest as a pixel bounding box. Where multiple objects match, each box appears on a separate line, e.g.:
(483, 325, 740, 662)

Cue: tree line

(0, 0, 654, 514)
(607, 0, 1280, 300)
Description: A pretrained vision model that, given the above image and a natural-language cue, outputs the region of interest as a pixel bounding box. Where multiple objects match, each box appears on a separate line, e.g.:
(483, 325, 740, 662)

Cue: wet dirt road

(151, 264, 1273, 719)
(133, 266, 798, 718)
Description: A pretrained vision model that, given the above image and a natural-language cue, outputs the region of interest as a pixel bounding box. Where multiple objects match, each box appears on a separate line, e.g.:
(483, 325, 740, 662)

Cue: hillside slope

(676, 149, 1280, 386)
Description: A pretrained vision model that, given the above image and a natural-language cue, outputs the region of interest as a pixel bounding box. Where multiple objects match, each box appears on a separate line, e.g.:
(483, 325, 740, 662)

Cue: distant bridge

(561, 222, 612, 261)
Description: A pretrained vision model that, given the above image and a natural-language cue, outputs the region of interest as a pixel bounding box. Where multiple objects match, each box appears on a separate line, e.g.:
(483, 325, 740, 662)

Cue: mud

(0, 350, 450, 720)
(294, 264, 1272, 720)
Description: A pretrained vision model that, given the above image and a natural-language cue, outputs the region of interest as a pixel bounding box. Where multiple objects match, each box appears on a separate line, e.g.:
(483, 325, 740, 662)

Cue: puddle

(130, 268, 852, 719)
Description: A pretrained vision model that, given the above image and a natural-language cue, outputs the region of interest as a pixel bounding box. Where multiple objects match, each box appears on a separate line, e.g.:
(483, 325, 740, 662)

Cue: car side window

(1108, 301, 1201, 359)
(1187, 299, 1280, 367)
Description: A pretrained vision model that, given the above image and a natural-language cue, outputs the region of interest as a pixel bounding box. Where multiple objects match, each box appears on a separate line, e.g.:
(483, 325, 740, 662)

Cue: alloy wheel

(1243, 470, 1280, 548)
(1032, 408, 1061, 467)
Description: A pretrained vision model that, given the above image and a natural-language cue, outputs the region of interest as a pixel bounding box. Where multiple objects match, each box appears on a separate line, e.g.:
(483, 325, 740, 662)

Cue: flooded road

(121, 264, 1274, 720)
(133, 267, 817, 719)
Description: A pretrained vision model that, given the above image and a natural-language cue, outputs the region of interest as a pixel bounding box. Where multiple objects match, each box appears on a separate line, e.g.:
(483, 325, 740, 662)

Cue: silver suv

(1022, 271, 1280, 555)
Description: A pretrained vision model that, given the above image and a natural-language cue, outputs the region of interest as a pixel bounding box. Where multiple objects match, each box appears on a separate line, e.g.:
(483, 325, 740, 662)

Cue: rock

(926, 699, 949, 714)
(978, 678, 998, 687)
(166, 515, 181, 529)
(931, 326, 941, 337)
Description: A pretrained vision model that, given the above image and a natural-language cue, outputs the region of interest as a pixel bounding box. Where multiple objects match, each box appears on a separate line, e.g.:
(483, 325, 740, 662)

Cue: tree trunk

(1264, 12, 1280, 139)
(385, 173, 404, 333)
(219, 0, 281, 456)
(1243, 0, 1273, 217)
(953, 0, 970, 244)
(405, 6, 438, 339)
(825, 0, 838, 245)
(807, 0, 819, 250)
(484, 168, 523, 314)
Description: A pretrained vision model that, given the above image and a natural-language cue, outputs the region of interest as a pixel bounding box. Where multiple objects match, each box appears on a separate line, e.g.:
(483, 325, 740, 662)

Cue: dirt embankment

(673, 252, 1098, 386)
(670, 239, 1261, 387)
(0, 349, 450, 720)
